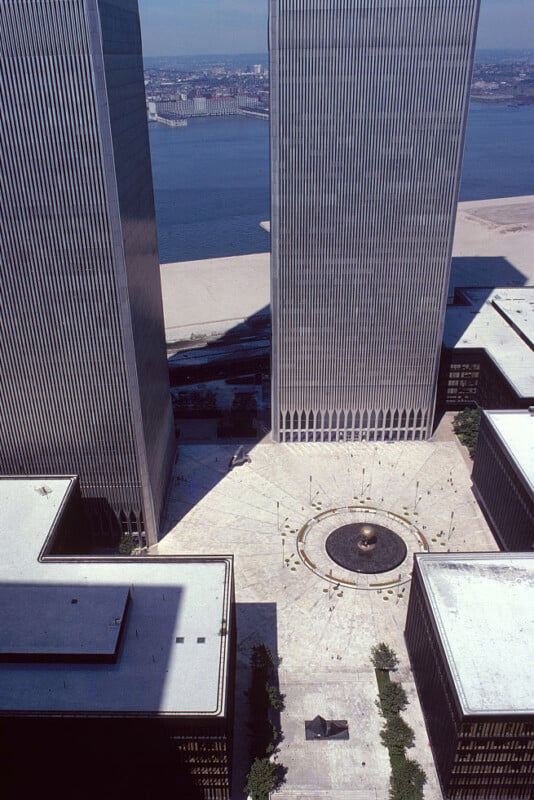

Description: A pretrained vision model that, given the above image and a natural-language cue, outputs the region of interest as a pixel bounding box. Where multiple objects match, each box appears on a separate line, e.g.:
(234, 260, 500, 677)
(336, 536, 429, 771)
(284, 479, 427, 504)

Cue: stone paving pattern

(155, 425, 498, 800)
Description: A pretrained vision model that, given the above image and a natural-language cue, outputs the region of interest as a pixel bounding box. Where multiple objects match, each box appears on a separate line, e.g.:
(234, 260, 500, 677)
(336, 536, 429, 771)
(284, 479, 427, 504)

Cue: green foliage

(227, 391, 258, 435)
(377, 680, 408, 718)
(118, 532, 135, 554)
(232, 392, 258, 414)
(380, 715, 416, 755)
(389, 757, 427, 800)
(248, 645, 282, 760)
(452, 407, 481, 458)
(245, 757, 278, 800)
(375, 665, 392, 695)
(173, 389, 218, 419)
(266, 683, 285, 710)
(371, 642, 399, 671)
(251, 644, 275, 676)
(372, 646, 425, 800)
(265, 721, 279, 754)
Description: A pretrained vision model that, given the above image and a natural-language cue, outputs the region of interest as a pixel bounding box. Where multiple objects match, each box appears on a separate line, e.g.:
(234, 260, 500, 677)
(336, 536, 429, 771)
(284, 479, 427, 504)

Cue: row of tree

(371, 643, 427, 800)
(245, 644, 286, 800)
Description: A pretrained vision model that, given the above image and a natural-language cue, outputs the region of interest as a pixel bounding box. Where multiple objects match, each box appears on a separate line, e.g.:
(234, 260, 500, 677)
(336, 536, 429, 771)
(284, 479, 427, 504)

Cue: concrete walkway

(156, 437, 497, 800)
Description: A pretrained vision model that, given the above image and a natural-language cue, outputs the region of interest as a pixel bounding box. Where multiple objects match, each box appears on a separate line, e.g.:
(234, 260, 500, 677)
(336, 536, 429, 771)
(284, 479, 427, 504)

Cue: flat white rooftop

(160, 252, 270, 342)
(0, 478, 232, 717)
(443, 287, 534, 397)
(416, 553, 534, 716)
(484, 410, 534, 495)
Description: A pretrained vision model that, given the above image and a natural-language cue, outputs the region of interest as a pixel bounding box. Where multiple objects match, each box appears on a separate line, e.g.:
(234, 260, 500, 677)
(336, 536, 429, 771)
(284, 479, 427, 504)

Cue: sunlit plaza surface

(155, 420, 498, 800)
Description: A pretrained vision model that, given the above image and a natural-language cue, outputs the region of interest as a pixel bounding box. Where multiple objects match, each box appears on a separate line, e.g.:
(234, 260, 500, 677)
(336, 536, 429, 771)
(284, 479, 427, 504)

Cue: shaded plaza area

(155, 436, 497, 800)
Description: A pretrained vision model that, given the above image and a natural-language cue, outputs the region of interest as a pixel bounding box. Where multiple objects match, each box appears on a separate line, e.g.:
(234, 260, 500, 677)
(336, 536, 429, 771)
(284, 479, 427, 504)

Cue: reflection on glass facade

(0, 0, 175, 545)
(270, 0, 480, 443)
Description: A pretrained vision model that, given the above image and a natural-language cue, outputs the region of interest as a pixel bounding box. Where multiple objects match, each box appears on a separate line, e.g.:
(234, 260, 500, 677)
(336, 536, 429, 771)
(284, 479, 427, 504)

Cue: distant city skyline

(139, 0, 533, 57)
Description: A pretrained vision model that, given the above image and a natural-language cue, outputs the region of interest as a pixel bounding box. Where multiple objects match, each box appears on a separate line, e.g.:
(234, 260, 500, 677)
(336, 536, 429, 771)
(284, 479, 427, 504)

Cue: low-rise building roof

(0, 477, 233, 717)
(415, 552, 534, 716)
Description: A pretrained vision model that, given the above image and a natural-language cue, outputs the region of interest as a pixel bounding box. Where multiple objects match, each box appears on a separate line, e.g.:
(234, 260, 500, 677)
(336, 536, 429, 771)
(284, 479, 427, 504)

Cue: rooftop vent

(35, 485, 52, 496)
(197, 637, 206, 644)
(176, 637, 184, 644)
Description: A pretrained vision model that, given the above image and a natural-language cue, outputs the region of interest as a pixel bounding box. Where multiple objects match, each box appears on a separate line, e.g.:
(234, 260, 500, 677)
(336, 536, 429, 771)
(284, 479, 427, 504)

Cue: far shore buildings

(406, 553, 534, 800)
(269, 0, 481, 443)
(472, 409, 534, 551)
(0, 477, 235, 800)
(0, 0, 174, 546)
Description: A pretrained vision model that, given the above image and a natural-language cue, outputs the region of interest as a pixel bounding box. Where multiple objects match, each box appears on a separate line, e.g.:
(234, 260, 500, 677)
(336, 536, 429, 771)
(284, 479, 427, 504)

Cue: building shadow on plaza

(161, 439, 261, 532)
(232, 601, 283, 800)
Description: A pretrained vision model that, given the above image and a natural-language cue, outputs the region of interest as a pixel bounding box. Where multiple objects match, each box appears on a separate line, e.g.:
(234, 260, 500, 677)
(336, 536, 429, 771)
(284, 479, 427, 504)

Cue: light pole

(369, 446, 377, 495)
(413, 480, 420, 512)
(361, 468, 365, 495)
(448, 510, 455, 539)
(309, 475, 312, 504)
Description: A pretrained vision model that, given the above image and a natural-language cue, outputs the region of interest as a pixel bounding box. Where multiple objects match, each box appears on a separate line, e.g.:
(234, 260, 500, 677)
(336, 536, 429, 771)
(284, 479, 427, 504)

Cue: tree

(452, 407, 481, 458)
(245, 757, 278, 800)
(251, 644, 275, 676)
(371, 642, 399, 671)
(389, 757, 427, 800)
(377, 680, 408, 717)
(380, 715, 416, 755)
(118, 532, 135, 555)
(230, 392, 258, 435)
(265, 721, 280, 754)
(266, 683, 285, 710)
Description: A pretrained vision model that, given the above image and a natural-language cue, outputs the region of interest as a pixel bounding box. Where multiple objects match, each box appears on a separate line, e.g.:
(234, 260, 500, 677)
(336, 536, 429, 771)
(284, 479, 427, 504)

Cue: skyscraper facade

(270, 0, 480, 443)
(0, 0, 175, 546)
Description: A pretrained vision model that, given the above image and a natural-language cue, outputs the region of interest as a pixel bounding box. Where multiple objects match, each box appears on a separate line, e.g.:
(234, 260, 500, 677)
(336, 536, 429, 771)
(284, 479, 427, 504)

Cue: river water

(149, 103, 534, 264)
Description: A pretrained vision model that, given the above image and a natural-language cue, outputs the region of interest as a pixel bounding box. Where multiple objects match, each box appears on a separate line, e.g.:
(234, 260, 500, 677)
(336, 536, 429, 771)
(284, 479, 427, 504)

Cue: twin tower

(0, 0, 480, 543)
(270, 0, 480, 443)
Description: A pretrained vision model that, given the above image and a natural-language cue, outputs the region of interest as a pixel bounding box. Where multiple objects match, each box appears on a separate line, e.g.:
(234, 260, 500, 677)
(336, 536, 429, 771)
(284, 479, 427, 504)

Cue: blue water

(149, 116, 270, 263)
(149, 103, 534, 264)
(460, 102, 534, 201)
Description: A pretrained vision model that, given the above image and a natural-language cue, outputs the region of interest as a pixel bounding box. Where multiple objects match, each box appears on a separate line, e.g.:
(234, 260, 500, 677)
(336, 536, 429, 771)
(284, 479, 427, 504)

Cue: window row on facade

(455, 751, 534, 764)
(462, 721, 534, 738)
(438, 348, 533, 411)
(449, 787, 532, 800)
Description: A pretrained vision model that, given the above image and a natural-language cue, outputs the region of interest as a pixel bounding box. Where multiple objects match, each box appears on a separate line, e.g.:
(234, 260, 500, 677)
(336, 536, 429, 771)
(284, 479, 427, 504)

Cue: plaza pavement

(154, 425, 498, 800)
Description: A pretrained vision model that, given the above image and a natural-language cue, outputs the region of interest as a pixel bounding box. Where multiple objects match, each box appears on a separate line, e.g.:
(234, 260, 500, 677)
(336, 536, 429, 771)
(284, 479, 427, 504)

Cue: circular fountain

(325, 521, 407, 574)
